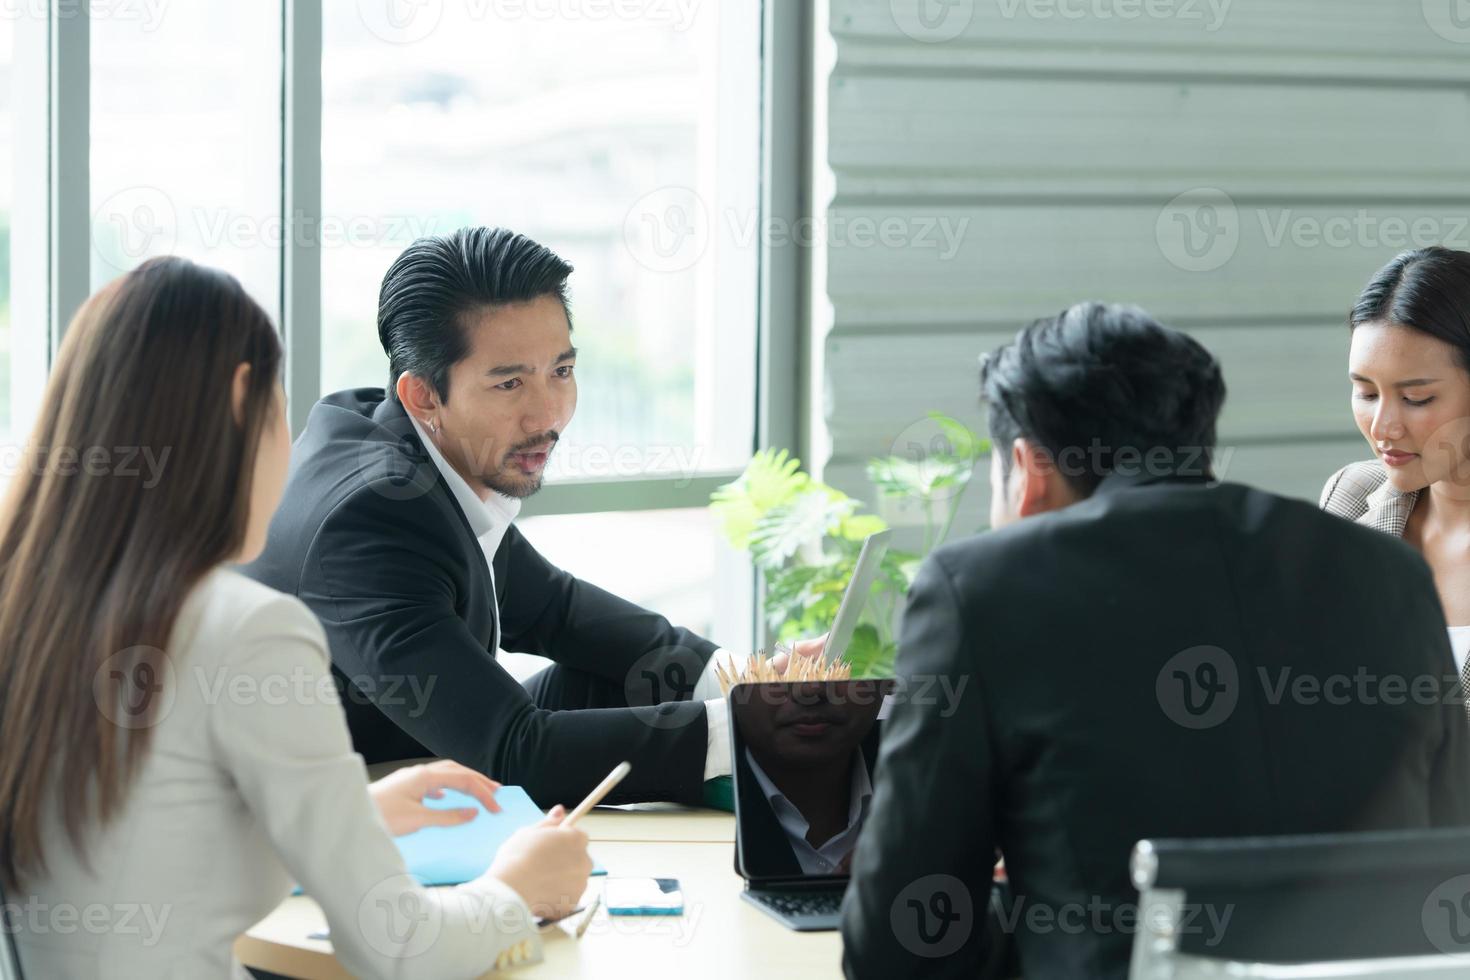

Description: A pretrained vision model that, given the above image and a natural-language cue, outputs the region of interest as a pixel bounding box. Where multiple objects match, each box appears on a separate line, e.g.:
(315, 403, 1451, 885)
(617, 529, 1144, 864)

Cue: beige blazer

(1322, 459, 1470, 718)
(13, 568, 539, 979)
(1320, 459, 1420, 536)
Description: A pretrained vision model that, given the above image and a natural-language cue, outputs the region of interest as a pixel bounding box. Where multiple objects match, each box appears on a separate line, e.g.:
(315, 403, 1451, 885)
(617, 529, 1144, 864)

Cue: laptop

(729, 676, 894, 930)
(728, 530, 895, 931)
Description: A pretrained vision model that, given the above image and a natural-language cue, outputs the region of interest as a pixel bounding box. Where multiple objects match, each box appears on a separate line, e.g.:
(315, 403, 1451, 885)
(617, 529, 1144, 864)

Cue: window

(503, 507, 748, 682)
(25, 1, 784, 653)
(0, 15, 18, 439)
(90, 4, 283, 318)
(319, 3, 765, 649)
(0, 12, 47, 445)
(319, 3, 760, 474)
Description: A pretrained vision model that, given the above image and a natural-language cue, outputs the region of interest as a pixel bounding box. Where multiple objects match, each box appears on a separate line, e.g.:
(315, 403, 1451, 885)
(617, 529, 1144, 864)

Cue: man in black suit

(247, 227, 818, 806)
(840, 303, 1470, 978)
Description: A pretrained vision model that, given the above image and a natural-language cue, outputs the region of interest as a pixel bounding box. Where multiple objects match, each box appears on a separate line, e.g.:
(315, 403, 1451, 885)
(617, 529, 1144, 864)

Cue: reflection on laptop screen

(730, 679, 894, 881)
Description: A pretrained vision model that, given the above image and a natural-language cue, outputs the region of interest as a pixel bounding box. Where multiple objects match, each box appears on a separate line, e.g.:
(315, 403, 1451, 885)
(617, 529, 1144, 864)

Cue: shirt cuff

(693, 647, 740, 702)
(703, 698, 731, 780)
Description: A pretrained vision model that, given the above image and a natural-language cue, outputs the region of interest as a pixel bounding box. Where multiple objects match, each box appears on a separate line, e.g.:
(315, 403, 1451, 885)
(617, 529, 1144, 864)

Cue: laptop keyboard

(753, 890, 844, 918)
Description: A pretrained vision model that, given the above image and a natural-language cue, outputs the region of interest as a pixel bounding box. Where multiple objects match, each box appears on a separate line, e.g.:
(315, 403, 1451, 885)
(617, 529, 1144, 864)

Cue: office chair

(1128, 828, 1470, 979)
(0, 875, 24, 980)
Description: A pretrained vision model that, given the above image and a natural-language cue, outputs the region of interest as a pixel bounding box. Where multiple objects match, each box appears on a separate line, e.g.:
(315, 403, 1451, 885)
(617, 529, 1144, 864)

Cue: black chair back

(1128, 828, 1470, 978)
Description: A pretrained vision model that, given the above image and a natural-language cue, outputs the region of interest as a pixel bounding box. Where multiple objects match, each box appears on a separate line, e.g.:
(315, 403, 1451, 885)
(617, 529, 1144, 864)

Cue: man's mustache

(506, 432, 560, 455)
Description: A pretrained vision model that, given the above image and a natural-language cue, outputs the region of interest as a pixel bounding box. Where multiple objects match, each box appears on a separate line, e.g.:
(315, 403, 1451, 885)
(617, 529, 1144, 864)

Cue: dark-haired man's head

(380, 227, 576, 499)
(980, 302, 1226, 528)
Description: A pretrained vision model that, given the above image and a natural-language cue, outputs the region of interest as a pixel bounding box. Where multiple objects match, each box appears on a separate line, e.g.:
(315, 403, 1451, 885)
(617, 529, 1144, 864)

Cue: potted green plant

(710, 413, 988, 678)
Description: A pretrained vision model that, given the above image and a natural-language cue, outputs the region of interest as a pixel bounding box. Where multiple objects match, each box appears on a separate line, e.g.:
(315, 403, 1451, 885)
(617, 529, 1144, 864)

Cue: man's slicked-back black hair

(980, 302, 1227, 496)
(378, 226, 574, 402)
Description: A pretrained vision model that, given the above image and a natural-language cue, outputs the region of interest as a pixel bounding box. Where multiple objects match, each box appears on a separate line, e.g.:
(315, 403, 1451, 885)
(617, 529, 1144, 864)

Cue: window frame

(36, 0, 810, 650)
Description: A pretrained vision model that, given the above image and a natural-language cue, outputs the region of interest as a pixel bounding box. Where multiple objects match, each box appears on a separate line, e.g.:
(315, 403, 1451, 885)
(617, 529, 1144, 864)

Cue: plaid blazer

(1319, 459, 1419, 536)
(1322, 459, 1470, 718)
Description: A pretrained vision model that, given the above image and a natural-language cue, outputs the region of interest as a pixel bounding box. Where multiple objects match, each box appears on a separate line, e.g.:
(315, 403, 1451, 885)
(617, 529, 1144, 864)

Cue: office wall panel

(820, 0, 1470, 533)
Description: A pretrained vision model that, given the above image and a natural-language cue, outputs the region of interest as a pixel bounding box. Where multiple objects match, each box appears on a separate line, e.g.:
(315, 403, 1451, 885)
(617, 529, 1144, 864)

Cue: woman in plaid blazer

(1321, 246, 1470, 713)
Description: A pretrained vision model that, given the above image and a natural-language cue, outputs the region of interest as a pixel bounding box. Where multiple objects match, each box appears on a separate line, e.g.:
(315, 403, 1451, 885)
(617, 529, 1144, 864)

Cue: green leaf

(879, 549, 922, 591)
(746, 449, 809, 509)
(837, 512, 888, 541)
(842, 624, 892, 678)
(710, 449, 809, 549)
(750, 490, 855, 569)
(929, 412, 990, 462)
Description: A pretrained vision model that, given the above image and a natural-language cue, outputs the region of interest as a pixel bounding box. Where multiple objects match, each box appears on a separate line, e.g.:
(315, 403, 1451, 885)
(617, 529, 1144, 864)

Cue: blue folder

(394, 786, 607, 885)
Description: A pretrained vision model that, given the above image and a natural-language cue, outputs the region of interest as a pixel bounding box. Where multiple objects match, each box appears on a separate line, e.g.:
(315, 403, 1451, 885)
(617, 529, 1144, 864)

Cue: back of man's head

(981, 302, 1227, 510)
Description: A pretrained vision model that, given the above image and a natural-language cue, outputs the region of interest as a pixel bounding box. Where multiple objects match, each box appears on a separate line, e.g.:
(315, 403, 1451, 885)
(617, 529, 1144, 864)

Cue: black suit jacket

(841, 472, 1470, 979)
(245, 389, 718, 806)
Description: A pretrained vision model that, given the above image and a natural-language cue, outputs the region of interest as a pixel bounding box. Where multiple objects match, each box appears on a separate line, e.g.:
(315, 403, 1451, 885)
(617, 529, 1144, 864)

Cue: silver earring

(427, 419, 439, 435)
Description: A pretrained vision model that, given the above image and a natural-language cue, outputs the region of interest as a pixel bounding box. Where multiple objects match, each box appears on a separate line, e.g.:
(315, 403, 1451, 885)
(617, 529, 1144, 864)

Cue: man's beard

(482, 468, 544, 499)
(479, 432, 558, 499)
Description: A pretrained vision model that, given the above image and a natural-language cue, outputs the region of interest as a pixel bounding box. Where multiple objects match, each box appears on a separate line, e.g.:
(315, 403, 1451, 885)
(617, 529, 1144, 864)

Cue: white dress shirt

(744, 747, 874, 876)
(408, 417, 732, 780)
(1448, 625, 1470, 676)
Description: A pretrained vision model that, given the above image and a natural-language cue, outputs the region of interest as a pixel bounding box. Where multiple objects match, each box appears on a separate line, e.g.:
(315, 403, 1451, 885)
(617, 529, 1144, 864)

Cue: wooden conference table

(234, 803, 845, 979)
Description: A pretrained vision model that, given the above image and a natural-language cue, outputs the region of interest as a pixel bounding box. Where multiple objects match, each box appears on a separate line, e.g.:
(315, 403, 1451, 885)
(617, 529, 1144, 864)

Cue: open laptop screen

(729, 679, 895, 883)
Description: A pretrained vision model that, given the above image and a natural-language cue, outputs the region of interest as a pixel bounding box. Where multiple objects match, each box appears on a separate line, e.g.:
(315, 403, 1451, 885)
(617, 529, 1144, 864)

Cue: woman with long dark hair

(0, 257, 591, 977)
(1322, 245, 1470, 708)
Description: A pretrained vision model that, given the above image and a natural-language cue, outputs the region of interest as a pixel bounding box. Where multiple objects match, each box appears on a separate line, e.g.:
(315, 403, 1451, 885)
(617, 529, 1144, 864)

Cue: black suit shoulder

(247, 388, 478, 594)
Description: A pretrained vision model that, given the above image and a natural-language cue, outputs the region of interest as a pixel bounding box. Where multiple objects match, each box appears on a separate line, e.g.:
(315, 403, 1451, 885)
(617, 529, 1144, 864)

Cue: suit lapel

(1357, 479, 1418, 539)
(369, 395, 499, 651)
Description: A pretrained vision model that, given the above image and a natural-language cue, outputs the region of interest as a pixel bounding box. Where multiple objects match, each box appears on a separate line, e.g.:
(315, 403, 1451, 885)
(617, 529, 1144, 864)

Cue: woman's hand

(369, 759, 502, 837)
(486, 805, 594, 921)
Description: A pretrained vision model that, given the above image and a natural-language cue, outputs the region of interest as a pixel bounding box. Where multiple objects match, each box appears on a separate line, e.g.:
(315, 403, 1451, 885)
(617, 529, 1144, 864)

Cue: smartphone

(605, 877, 684, 916)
